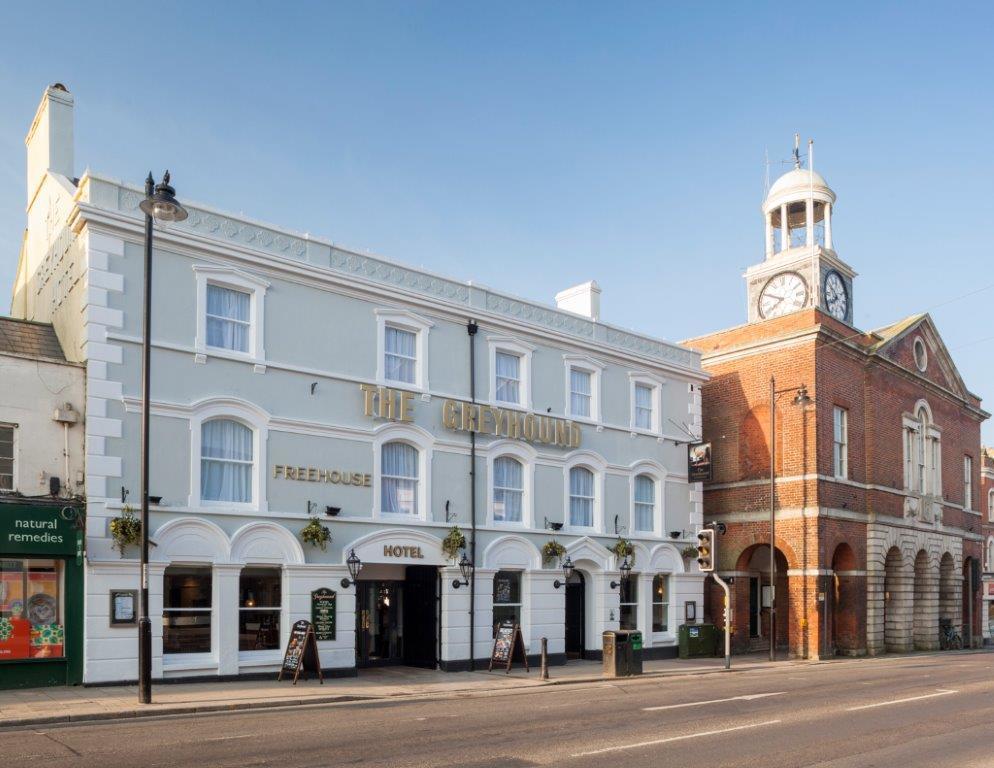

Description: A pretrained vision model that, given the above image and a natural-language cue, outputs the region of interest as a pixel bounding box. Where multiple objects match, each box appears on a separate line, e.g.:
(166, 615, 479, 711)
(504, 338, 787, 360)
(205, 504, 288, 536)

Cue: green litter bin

(678, 623, 717, 658)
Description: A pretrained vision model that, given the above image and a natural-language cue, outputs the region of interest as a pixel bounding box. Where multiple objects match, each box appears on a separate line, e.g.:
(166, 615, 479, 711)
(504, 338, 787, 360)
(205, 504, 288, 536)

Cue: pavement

(0, 653, 781, 728)
(1, 650, 991, 767)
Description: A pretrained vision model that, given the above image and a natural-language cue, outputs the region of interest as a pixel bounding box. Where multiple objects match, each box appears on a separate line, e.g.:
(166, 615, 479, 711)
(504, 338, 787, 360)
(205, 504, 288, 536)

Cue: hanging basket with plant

(542, 539, 567, 566)
(442, 526, 467, 562)
(681, 544, 699, 561)
(301, 517, 332, 551)
(611, 538, 635, 566)
(109, 505, 141, 558)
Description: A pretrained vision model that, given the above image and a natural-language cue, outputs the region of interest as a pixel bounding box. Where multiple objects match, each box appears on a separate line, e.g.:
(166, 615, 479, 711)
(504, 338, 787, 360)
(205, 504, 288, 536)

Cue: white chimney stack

(555, 280, 601, 321)
(25, 83, 74, 207)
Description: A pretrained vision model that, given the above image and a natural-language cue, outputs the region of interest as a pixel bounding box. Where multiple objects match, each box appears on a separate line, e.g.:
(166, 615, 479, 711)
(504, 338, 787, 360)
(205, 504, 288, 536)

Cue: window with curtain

(495, 351, 521, 404)
(652, 574, 669, 632)
(634, 474, 655, 532)
(382, 442, 419, 515)
(493, 456, 524, 523)
(0, 424, 13, 491)
(570, 367, 591, 418)
(201, 419, 253, 503)
(384, 326, 417, 385)
(492, 570, 522, 633)
(163, 566, 212, 654)
(833, 407, 848, 478)
(569, 467, 594, 527)
(619, 576, 638, 630)
(635, 384, 654, 430)
(239, 567, 281, 651)
(206, 284, 250, 353)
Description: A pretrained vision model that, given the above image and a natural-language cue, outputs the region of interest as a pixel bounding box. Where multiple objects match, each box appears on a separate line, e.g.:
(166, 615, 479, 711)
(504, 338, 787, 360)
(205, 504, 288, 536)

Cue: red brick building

(683, 152, 988, 658)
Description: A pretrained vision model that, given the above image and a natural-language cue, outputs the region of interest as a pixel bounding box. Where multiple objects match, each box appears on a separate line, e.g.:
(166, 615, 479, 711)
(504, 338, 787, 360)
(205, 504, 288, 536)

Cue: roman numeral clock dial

(759, 272, 808, 319)
(824, 270, 848, 321)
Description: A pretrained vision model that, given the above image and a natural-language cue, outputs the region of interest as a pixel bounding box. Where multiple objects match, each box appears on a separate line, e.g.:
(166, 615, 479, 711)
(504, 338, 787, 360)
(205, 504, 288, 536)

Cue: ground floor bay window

(163, 566, 212, 654)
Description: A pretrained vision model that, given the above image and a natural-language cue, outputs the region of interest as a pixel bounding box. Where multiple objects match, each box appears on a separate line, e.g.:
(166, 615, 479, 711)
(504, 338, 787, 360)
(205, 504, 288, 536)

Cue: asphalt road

(3, 652, 994, 767)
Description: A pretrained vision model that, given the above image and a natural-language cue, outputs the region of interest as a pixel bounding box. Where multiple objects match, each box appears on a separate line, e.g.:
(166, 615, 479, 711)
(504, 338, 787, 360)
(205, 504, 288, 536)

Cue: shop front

(0, 500, 84, 689)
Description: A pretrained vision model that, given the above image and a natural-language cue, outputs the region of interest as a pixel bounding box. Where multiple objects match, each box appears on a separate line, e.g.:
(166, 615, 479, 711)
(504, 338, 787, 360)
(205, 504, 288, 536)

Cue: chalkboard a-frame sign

(278, 619, 324, 685)
(488, 620, 529, 674)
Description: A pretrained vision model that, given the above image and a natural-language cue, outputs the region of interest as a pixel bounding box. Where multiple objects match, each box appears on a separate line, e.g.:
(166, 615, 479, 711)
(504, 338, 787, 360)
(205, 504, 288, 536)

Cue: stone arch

(884, 546, 913, 653)
(649, 543, 685, 575)
(913, 549, 939, 651)
(565, 536, 612, 571)
(349, 527, 445, 566)
(483, 535, 542, 571)
(152, 517, 230, 563)
(830, 542, 860, 655)
(939, 551, 960, 636)
(734, 542, 792, 654)
(230, 521, 305, 565)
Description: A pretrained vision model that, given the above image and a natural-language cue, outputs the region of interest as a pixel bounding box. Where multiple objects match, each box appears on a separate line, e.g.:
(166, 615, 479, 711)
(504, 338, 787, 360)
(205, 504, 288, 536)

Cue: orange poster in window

(0, 617, 31, 660)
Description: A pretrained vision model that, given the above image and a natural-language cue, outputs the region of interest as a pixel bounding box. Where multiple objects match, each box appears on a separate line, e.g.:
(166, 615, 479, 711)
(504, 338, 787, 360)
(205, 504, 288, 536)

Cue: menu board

(278, 619, 323, 685)
(311, 588, 336, 642)
(488, 620, 529, 674)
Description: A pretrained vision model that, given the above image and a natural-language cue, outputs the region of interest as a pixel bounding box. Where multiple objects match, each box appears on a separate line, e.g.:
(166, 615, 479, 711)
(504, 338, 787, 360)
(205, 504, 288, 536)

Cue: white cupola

(744, 136, 856, 326)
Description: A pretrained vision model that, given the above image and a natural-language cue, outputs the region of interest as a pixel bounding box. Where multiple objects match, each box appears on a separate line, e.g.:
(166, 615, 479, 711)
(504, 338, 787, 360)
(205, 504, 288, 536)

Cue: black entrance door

(402, 565, 438, 668)
(565, 572, 585, 658)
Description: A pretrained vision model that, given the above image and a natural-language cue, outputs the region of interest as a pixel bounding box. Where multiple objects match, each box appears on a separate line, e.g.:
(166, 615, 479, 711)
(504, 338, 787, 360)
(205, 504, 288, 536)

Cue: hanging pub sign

(488, 620, 529, 674)
(278, 619, 323, 685)
(688, 442, 712, 483)
(311, 588, 336, 641)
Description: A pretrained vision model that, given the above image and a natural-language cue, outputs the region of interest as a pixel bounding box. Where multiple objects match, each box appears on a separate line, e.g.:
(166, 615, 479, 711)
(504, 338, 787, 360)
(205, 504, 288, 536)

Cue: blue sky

(1, 3, 992, 437)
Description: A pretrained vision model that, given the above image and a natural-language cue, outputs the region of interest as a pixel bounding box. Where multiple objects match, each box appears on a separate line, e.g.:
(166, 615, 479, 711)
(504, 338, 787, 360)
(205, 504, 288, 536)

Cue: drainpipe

(468, 319, 478, 671)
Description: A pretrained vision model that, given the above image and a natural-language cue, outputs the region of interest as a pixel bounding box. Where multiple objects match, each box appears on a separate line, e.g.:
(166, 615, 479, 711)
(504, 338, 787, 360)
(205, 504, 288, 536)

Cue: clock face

(824, 271, 848, 320)
(759, 272, 808, 319)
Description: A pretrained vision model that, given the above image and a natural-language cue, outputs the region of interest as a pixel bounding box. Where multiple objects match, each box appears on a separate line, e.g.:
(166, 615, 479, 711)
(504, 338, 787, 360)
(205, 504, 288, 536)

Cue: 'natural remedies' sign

(0, 506, 77, 556)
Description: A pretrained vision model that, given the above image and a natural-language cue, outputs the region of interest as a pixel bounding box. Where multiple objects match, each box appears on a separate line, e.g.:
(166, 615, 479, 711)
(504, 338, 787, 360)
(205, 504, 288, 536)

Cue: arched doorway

(939, 552, 960, 644)
(883, 546, 912, 652)
(565, 571, 586, 659)
(913, 549, 938, 651)
(735, 544, 791, 654)
(830, 543, 859, 655)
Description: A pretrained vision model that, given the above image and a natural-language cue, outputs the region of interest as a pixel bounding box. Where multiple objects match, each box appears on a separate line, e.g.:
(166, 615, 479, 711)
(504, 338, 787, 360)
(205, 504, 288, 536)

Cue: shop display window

(238, 567, 281, 651)
(163, 566, 212, 654)
(492, 570, 522, 633)
(0, 559, 64, 660)
(620, 576, 638, 630)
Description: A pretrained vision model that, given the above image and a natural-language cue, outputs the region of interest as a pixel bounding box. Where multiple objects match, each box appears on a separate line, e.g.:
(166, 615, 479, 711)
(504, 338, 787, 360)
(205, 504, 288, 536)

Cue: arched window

(987, 540, 994, 571)
(382, 442, 419, 515)
(569, 467, 595, 527)
(634, 474, 655, 533)
(201, 419, 253, 503)
(493, 457, 524, 523)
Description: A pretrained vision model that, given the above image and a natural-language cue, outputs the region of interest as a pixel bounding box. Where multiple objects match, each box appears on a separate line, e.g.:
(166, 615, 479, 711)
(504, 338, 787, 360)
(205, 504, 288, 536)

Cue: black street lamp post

(136, 172, 187, 705)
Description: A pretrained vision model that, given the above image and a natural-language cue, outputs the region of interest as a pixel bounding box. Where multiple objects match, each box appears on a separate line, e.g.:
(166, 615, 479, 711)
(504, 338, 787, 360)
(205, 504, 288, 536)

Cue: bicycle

(939, 620, 963, 650)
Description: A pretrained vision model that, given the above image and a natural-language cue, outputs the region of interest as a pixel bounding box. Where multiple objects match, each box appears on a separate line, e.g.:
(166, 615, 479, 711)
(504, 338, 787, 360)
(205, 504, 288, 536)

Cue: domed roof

(764, 167, 836, 211)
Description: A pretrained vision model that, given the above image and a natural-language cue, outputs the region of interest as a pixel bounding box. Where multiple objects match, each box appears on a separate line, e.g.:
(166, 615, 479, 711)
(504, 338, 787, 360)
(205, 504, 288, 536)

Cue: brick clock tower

(684, 141, 988, 660)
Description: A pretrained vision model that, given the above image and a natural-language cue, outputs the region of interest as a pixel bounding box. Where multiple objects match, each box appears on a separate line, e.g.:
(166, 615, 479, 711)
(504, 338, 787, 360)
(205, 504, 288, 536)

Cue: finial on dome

(793, 133, 801, 169)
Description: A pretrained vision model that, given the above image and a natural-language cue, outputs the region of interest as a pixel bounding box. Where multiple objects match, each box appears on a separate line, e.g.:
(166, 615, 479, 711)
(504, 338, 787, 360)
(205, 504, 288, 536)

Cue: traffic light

(696, 529, 715, 572)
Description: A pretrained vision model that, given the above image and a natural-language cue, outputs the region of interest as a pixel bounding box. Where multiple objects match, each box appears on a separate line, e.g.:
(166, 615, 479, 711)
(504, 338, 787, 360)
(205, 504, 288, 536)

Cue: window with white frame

(569, 466, 595, 527)
(495, 351, 522, 404)
(635, 384, 653, 429)
(988, 539, 994, 571)
(163, 566, 212, 654)
(206, 284, 251, 353)
(569, 367, 592, 418)
(492, 570, 522, 633)
(652, 574, 669, 632)
(964, 455, 973, 510)
(201, 418, 254, 503)
(634, 474, 655, 533)
(0, 425, 14, 491)
(904, 405, 940, 497)
(193, 266, 269, 363)
(381, 442, 419, 515)
(630, 374, 663, 433)
(619, 576, 638, 630)
(238, 567, 281, 651)
(833, 406, 848, 479)
(384, 326, 417, 385)
(493, 456, 524, 523)
(989, 489, 994, 523)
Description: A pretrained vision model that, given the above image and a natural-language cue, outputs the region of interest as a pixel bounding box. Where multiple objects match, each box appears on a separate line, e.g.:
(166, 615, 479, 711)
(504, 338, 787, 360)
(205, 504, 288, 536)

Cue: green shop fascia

(0, 499, 84, 689)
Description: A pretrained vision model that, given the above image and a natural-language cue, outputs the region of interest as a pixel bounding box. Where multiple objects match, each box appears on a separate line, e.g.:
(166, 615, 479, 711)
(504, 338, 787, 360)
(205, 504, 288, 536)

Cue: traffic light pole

(712, 572, 732, 670)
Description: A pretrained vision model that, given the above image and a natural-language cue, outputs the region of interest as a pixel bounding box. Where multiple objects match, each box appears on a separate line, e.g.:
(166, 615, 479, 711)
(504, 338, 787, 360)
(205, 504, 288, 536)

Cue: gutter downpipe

(468, 319, 479, 671)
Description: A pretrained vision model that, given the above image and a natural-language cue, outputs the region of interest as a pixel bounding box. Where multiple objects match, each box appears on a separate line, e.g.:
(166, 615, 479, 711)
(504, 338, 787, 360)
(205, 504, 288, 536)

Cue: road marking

(846, 689, 958, 711)
(643, 691, 786, 711)
(205, 734, 255, 742)
(572, 720, 782, 757)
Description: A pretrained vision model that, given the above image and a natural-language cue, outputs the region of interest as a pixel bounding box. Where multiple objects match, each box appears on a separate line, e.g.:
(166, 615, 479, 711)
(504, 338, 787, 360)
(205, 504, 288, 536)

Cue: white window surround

(375, 308, 434, 391)
(487, 335, 535, 411)
(628, 372, 665, 435)
(964, 455, 973, 511)
(371, 422, 433, 523)
(563, 354, 605, 422)
(485, 440, 536, 528)
(237, 566, 289, 664)
(989, 489, 994, 523)
(563, 451, 607, 533)
(902, 400, 941, 497)
(193, 265, 270, 366)
(833, 406, 848, 479)
(188, 399, 269, 513)
(0, 423, 16, 492)
(629, 460, 666, 538)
